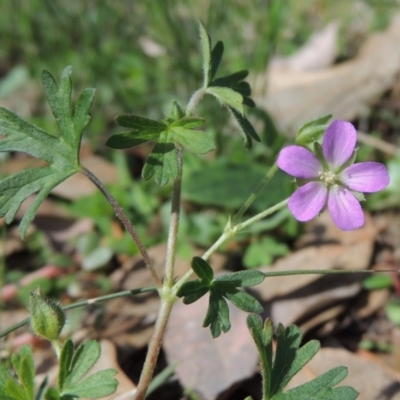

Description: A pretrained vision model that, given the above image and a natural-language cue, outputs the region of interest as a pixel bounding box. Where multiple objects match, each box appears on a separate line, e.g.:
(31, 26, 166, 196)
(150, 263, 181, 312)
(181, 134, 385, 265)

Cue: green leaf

(6, 378, 29, 400)
(58, 340, 74, 391)
(36, 377, 49, 400)
(115, 114, 167, 131)
(280, 367, 351, 400)
(210, 41, 224, 81)
(183, 161, 291, 212)
(142, 130, 177, 186)
(247, 318, 357, 400)
(44, 387, 60, 400)
(105, 130, 162, 149)
(172, 127, 216, 155)
(229, 107, 260, 149)
(296, 114, 332, 146)
(211, 70, 249, 88)
(0, 67, 95, 239)
(214, 270, 265, 287)
(199, 20, 212, 88)
(63, 340, 101, 388)
(0, 362, 15, 399)
(170, 117, 205, 129)
(271, 324, 304, 394)
(247, 316, 273, 396)
(362, 274, 393, 290)
(206, 86, 244, 114)
(385, 299, 400, 325)
(191, 256, 214, 283)
(223, 289, 263, 313)
(62, 369, 117, 398)
(203, 289, 231, 338)
(176, 280, 209, 304)
(106, 115, 167, 149)
(17, 346, 35, 399)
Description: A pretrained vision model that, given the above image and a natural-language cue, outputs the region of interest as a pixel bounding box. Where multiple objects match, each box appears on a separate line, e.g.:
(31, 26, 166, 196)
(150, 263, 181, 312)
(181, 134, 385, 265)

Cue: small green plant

(0, 20, 391, 400)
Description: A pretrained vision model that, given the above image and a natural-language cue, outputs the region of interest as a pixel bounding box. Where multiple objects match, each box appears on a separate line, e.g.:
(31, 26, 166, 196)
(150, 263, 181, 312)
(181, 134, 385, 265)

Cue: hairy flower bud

(29, 288, 66, 341)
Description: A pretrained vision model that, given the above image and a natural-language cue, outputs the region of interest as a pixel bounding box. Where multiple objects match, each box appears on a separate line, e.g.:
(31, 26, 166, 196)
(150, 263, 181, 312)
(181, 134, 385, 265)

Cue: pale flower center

(318, 170, 338, 187)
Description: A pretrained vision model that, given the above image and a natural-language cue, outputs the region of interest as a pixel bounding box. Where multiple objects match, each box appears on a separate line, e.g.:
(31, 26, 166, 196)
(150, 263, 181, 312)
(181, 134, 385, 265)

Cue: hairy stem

(164, 149, 184, 288)
(134, 149, 184, 397)
(186, 88, 206, 116)
(81, 167, 162, 288)
(133, 298, 175, 400)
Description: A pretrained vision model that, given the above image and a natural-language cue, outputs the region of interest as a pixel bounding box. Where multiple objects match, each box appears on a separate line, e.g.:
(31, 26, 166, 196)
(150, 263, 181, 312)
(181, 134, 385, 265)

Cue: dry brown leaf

(254, 13, 400, 135)
(271, 22, 338, 72)
(163, 294, 258, 400)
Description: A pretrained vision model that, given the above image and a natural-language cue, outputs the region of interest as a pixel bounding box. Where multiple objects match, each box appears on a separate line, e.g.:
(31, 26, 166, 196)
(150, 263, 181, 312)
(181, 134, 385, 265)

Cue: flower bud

(29, 288, 66, 341)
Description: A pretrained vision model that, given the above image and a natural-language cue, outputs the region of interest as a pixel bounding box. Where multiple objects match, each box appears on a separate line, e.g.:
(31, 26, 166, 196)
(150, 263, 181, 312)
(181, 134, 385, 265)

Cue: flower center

(318, 170, 338, 187)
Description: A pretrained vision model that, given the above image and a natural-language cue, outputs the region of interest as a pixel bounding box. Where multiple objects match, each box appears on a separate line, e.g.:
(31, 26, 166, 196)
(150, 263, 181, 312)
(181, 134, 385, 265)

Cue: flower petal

(288, 182, 327, 221)
(328, 186, 364, 230)
(323, 120, 356, 169)
(340, 162, 390, 193)
(277, 145, 322, 179)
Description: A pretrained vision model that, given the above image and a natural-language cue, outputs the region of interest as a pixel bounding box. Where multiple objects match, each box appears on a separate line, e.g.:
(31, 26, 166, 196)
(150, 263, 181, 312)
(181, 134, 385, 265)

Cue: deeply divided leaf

(0, 67, 95, 238)
(191, 256, 214, 283)
(142, 130, 177, 186)
(206, 86, 244, 114)
(203, 289, 231, 338)
(247, 318, 358, 400)
(63, 340, 101, 388)
(214, 270, 265, 287)
(176, 280, 209, 304)
(210, 41, 224, 82)
(229, 107, 260, 149)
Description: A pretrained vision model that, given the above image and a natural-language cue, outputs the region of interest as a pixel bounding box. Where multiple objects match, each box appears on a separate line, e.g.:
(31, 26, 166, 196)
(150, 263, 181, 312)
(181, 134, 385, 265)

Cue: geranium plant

(0, 22, 390, 400)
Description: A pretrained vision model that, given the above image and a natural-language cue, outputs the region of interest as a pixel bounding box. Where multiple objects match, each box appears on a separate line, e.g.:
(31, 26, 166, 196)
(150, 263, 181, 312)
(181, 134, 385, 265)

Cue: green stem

(233, 163, 278, 223)
(186, 88, 206, 116)
(164, 149, 184, 289)
(0, 286, 157, 338)
(51, 340, 62, 359)
(235, 198, 289, 233)
(81, 167, 162, 288)
(173, 198, 289, 293)
(133, 298, 175, 400)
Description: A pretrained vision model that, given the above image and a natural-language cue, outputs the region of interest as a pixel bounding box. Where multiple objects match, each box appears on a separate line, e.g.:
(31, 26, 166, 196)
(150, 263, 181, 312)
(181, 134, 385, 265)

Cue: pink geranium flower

(277, 120, 389, 230)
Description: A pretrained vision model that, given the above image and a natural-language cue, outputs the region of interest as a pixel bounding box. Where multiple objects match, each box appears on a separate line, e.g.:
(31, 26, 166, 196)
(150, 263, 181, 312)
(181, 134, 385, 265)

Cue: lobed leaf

(142, 131, 177, 186)
(61, 369, 118, 399)
(203, 289, 231, 338)
(170, 116, 205, 129)
(223, 289, 263, 313)
(0, 67, 95, 238)
(206, 86, 244, 115)
(296, 114, 332, 146)
(58, 340, 74, 391)
(210, 41, 224, 82)
(191, 257, 214, 283)
(214, 270, 265, 287)
(62, 340, 101, 389)
(115, 114, 167, 131)
(177, 280, 209, 304)
(279, 367, 352, 400)
(172, 127, 216, 155)
(105, 130, 162, 149)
